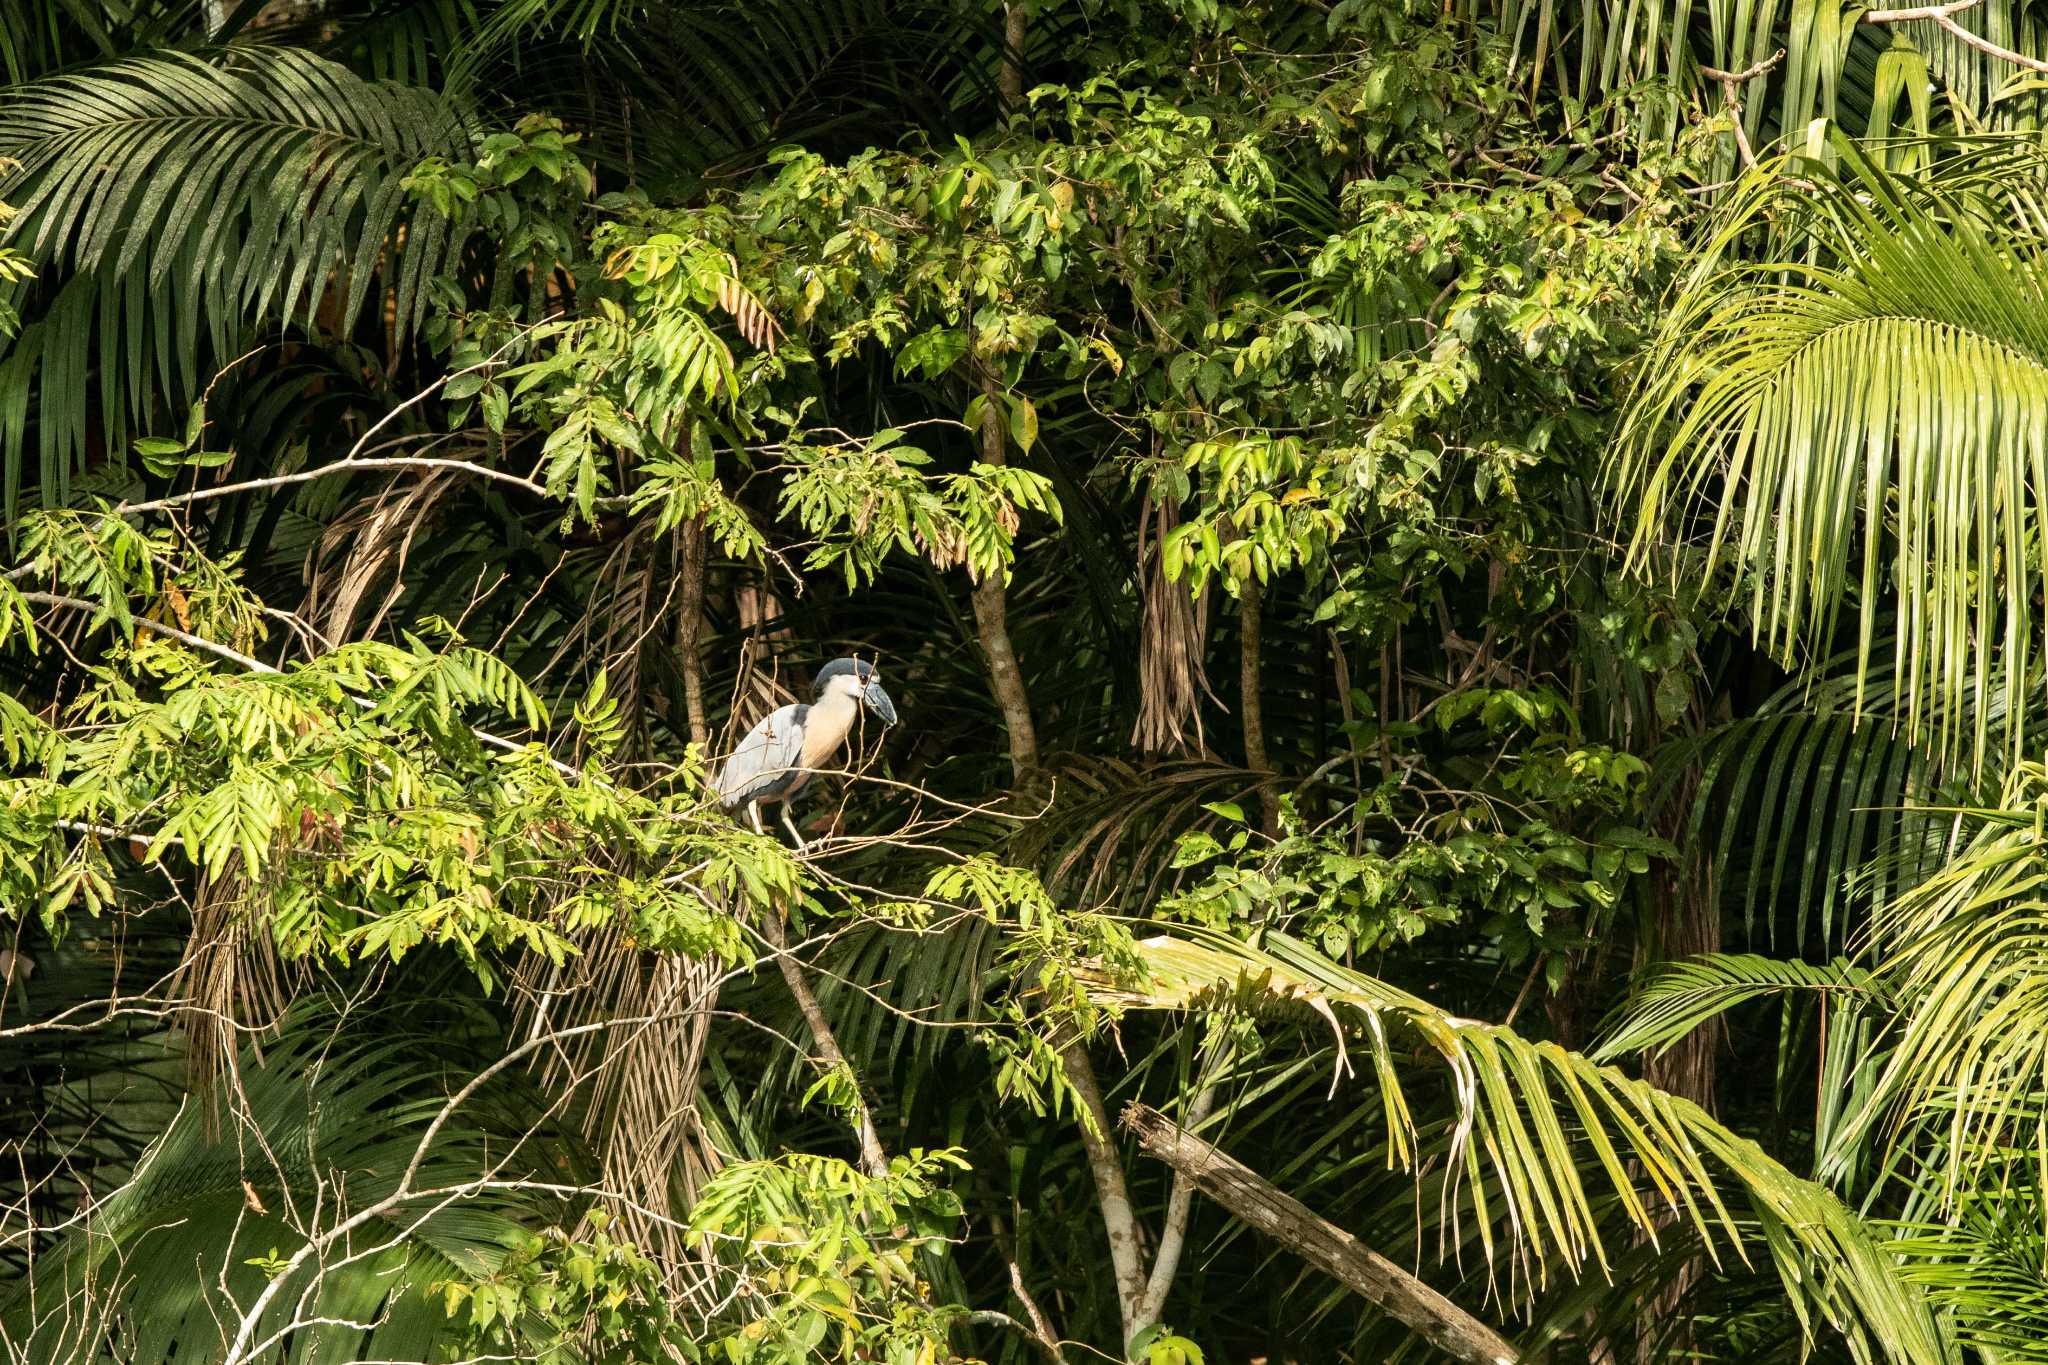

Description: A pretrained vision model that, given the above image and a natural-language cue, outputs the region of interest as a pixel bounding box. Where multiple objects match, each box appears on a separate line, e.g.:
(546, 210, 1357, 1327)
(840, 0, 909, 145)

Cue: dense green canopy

(4, 1, 2048, 1362)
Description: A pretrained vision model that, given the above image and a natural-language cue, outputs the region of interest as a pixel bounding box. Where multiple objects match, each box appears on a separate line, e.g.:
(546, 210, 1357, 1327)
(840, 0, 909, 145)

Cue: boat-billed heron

(713, 657, 898, 846)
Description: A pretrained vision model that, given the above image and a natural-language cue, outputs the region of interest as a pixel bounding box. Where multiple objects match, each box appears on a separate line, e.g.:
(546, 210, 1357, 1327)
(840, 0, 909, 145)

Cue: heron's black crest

(813, 657, 876, 695)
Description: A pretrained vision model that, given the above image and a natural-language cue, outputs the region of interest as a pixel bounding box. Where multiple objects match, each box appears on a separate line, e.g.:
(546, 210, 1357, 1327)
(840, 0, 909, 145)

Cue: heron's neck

(799, 691, 860, 768)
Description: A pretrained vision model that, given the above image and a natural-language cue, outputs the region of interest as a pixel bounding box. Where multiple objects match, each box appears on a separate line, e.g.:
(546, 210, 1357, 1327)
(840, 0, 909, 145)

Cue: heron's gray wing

(714, 703, 809, 806)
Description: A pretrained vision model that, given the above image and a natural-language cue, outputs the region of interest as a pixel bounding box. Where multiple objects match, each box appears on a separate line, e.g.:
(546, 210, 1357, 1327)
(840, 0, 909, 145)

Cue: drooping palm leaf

(1084, 925, 1953, 1365)
(1614, 142, 2048, 773)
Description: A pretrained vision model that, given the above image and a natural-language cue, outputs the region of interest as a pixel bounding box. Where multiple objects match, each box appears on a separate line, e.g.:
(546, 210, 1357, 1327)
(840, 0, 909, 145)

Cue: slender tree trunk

(1124, 1104, 1519, 1365)
(974, 368, 1039, 782)
(1239, 580, 1279, 836)
(677, 516, 710, 750)
(1631, 771, 1720, 1362)
(1060, 1043, 1148, 1347)
(1000, 4, 1028, 114)
(762, 909, 888, 1178)
(1131, 1052, 1225, 1331)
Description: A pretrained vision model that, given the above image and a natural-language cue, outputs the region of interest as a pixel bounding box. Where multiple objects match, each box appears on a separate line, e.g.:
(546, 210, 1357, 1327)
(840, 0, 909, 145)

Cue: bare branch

(1699, 50, 1785, 171)
(1123, 1103, 1519, 1365)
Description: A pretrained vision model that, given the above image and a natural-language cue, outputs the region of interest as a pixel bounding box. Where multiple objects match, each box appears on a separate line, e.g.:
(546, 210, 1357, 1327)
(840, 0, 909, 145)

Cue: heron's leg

(747, 802, 766, 838)
(779, 803, 808, 853)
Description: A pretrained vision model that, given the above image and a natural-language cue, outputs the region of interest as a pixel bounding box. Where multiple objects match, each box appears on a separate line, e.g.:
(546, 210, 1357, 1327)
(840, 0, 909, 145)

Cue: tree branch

(1132, 1053, 1226, 1331)
(759, 908, 889, 1178)
(1060, 1042, 1148, 1347)
(21, 592, 586, 783)
(1863, 0, 2048, 72)
(1699, 51, 1784, 171)
(1122, 1103, 1519, 1365)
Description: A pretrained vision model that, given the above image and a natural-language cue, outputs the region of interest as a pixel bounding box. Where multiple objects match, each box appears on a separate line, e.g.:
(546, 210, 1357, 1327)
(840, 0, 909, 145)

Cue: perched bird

(714, 657, 898, 847)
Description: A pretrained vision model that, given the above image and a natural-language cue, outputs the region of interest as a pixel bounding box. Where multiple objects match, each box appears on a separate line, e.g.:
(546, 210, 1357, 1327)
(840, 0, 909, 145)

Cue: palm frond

(0, 46, 467, 514)
(1594, 952, 1889, 1061)
(1614, 143, 2048, 773)
(1653, 654, 1962, 950)
(2, 996, 543, 1363)
(1085, 926, 1953, 1365)
(1829, 761, 2048, 1192)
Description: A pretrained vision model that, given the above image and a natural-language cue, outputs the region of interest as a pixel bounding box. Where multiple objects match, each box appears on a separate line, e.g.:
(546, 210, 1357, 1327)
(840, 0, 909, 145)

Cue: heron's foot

(779, 805, 809, 853)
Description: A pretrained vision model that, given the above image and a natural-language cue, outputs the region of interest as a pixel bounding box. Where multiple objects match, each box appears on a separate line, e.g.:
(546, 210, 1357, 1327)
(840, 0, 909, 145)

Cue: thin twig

(1700, 50, 1786, 171)
(1865, 0, 2048, 72)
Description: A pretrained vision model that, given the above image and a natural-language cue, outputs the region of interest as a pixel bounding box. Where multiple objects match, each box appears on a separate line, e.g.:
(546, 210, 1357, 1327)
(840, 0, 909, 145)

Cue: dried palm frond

(720, 580, 799, 755)
(516, 923, 724, 1294)
(1129, 497, 1213, 756)
(302, 469, 459, 643)
(172, 874, 293, 1133)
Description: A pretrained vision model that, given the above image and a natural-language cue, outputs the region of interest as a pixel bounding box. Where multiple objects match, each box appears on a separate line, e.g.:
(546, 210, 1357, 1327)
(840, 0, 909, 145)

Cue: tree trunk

(1000, 4, 1028, 114)
(973, 368, 1039, 782)
(1239, 579, 1279, 836)
(677, 515, 710, 750)
(1123, 1103, 1519, 1365)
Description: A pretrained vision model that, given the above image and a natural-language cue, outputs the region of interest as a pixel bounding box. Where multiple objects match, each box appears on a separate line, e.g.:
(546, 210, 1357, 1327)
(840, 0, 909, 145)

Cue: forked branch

(1122, 1102, 1519, 1365)
(1860, 0, 2048, 74)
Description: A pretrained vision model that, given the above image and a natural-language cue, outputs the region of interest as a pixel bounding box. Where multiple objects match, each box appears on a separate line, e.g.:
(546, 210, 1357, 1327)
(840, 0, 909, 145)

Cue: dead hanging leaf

(242, 1179, 268, 1215)
(716, 276, 783, 354)
(1130, 496, 1214, 756)
(0, 948, 34, 996)
(912, 525, 965, 573)
(163, 582, 191, 631)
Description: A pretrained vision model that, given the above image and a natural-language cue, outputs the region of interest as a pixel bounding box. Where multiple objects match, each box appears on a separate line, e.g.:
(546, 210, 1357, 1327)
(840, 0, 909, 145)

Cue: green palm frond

(1470, 0, 2048, 154)
(2, 997, 541, 1364)
(0, 46, 467, 513)
(1594, 952, 1889, 1061)
(1614, 143, 2048, 772)
(1894, 1188, 2048, 1361)
(1085, 926, 1953, 1365)
(1654, 655, 1966, 950)
(0, 0, 215, 82)
(1828, 761, 2048, 1192)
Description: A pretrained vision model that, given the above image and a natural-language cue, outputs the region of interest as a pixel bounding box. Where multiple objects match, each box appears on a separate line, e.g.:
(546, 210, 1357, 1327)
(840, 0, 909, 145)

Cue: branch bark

(761, 909, 889, 1178)
(1122, 1102, 1520, 1365)
(972, 367, 1040, 782)
(1237, 580, 1279, 836)
(1060, 1043, 1149, 1347)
